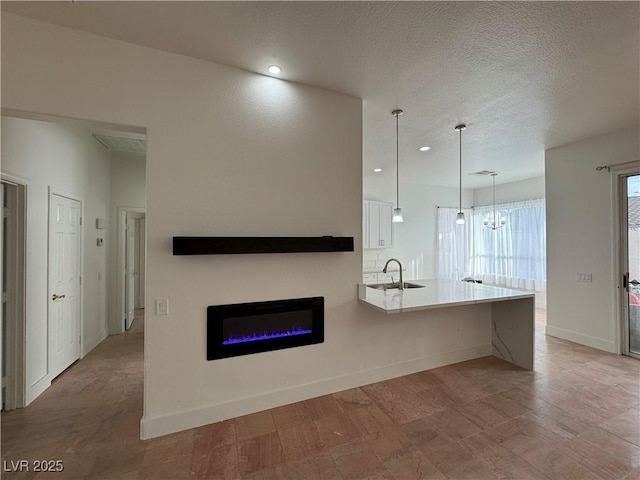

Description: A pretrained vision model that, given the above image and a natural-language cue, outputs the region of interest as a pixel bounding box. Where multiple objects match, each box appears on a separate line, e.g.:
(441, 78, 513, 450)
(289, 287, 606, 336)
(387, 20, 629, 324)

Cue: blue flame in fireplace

(223, 327, 313, 345)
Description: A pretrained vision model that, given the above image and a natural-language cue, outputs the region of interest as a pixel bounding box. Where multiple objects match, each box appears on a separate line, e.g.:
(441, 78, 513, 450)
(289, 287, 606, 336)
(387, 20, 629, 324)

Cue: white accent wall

(545, 127, 640, 352)
(3, 14, 494, 438)
(0, 116, 111, 404)
(108, 152, 146, 334)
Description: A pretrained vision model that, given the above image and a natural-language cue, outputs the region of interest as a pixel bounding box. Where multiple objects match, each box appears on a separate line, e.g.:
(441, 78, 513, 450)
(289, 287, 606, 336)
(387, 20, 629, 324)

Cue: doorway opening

(620, 171, 640, 358)
(119, 208, 146, 332)
(1, 111, 147, 413)
(1, 178, 26, 411)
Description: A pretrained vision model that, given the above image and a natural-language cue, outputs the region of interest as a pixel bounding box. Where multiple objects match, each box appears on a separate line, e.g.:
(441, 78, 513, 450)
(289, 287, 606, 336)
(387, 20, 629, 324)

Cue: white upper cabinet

(363, 200, 394, 249)
(379, 202, 394, 248)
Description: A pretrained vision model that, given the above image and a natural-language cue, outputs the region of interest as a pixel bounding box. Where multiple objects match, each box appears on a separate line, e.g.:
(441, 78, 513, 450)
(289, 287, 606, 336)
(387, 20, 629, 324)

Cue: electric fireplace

(207, 297, 324, 360)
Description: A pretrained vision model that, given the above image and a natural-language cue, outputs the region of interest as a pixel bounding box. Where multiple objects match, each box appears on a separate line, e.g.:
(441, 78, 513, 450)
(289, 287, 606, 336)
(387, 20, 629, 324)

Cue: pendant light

(483, 173, 507, 230)
(392, 109, 404, 223)
(454, 124, 466, 224)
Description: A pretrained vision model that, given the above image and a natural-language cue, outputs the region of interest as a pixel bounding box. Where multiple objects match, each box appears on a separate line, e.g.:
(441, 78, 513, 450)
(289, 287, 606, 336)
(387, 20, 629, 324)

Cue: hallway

(1, 309, 639, 479)
(2, 310, 145, 479)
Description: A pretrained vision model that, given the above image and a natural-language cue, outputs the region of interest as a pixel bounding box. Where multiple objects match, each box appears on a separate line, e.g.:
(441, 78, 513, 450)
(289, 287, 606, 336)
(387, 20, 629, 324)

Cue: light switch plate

(575, 273, 593, 282)
(156, 298, 169, 315)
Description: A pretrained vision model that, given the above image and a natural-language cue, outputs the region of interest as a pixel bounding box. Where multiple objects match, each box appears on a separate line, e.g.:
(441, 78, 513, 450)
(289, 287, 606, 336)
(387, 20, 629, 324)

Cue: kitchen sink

(367, 282, 425, 290)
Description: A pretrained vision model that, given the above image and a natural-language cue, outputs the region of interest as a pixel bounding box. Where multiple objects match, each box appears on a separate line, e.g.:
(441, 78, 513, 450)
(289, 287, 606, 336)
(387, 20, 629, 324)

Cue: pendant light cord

(396, 112, 400, 209)
(459, 128, 462, 213)
(493, 174, 496, 224)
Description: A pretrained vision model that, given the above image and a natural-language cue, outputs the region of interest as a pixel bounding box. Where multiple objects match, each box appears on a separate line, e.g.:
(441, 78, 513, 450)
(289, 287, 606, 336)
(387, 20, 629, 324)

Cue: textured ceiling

(2, 1, 638, 188)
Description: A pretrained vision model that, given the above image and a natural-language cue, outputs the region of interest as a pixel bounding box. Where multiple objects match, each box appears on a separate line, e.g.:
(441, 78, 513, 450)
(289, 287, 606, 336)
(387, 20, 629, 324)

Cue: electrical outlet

(156, 298, 169, 315)
(575, 273, 593, 282)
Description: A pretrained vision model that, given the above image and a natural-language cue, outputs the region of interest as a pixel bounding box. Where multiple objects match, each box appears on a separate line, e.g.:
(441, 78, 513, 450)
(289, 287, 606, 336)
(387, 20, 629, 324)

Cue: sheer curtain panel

(471, 198, 546, 291)
(437, 207, 473, 280)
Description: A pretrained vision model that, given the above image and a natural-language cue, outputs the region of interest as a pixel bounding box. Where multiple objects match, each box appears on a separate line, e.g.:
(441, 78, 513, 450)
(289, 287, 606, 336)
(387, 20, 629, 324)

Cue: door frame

(48, 187, 84, 368)
(117, 206, 145, 334)
(135, 216, 146, 309)
(613, 162, 640, 358)
(1, 175, 27, 410)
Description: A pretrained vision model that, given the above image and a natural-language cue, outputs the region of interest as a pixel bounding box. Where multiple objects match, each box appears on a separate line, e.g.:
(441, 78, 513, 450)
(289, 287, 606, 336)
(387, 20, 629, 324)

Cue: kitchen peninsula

(359, 279, 535, 370)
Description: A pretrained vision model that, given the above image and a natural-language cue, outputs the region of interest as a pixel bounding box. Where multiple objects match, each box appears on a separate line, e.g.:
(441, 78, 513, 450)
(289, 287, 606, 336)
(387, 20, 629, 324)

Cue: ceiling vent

(469, 170, 496, 176)
(92, 132, 146, 153)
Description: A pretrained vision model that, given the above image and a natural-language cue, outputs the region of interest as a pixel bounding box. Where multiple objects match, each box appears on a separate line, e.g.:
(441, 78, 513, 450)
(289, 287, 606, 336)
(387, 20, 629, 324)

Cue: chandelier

(483, 173, 507, 230)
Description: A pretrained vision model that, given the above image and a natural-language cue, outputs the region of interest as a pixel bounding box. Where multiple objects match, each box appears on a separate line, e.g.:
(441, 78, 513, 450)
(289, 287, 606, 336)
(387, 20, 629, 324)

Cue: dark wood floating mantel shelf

(173, 236, 355, 255)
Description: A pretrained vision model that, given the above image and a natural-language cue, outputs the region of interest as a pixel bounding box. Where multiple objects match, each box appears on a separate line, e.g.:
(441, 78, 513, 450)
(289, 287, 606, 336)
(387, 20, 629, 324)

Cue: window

(437, 199, 546, 291)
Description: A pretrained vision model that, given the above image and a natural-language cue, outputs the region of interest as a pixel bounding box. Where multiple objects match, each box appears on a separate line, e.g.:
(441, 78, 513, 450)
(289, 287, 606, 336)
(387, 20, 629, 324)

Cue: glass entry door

(623, 174, 640, 357)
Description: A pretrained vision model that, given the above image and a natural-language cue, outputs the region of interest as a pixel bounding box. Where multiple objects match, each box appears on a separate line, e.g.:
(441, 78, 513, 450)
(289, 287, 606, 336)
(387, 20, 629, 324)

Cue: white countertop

(358, 278, 534, 314)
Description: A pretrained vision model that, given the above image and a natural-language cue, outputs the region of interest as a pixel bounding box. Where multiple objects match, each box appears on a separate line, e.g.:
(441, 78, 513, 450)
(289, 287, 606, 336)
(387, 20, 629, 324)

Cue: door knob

(52, 294, 66, 301)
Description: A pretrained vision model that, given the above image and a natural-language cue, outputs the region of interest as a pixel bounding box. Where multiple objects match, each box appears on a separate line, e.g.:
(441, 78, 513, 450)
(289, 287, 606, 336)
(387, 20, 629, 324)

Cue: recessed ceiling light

(373, 168, 382, 173)
(419, 146, 431, 152)
(267, 65, 282, 74)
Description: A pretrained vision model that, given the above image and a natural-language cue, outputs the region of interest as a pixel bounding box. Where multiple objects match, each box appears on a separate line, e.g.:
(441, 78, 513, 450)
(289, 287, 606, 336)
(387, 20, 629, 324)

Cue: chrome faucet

(383, 258, 403, 290)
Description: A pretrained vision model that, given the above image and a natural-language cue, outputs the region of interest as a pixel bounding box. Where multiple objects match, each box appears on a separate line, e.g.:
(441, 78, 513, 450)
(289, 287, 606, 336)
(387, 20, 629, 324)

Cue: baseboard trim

(82, 328, 108, 358)
(545, 325, 615, 353)
(140, 344, 491, 439)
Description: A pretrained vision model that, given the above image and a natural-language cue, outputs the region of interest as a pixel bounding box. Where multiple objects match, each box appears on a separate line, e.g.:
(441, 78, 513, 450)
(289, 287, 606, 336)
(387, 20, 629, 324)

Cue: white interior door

(48, 193, 81, 379)
(125, 212, 136, 330)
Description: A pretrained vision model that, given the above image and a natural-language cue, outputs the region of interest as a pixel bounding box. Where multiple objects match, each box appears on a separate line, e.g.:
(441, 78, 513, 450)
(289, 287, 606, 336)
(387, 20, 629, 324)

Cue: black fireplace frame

(207, 297, 324, 360)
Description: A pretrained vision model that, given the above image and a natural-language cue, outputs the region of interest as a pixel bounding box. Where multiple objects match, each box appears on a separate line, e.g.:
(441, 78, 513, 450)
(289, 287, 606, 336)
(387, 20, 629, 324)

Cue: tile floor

(1, 309, 639, 479)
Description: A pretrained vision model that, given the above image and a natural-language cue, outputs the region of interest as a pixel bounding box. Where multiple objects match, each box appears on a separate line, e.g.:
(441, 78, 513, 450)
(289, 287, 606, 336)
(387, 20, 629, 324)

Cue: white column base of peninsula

(358, 279, 535, 370)
(490, 297, 534, 370)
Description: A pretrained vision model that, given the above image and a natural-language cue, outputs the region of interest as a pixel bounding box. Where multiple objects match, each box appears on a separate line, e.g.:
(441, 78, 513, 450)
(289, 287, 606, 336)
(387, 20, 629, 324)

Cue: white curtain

(437, 207, 473, 280)
(437, 199, 546, 291)
(471, 198, 546, 291)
